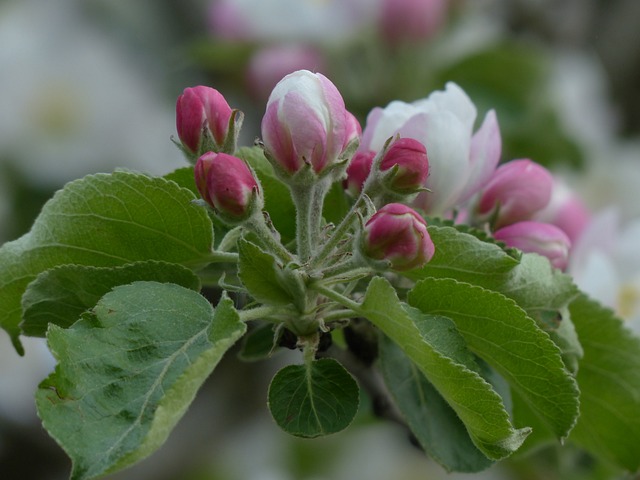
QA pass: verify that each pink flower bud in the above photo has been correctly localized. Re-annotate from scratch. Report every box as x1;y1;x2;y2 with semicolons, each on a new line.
195;152;260;219
176;86;233;154
362;203;435;271
379;0;447;46
477;159;553;228
379;137;429;192
344;150;375;196
494;221;571;270
261;70;350;175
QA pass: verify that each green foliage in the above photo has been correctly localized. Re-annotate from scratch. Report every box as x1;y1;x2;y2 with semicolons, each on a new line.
360;277;530;460
21;261;201;336
378;335;495;472
408;278;579;442
408;226;582;371
238;238;303;308
0;171;214;352
268;358;360;438
36;282;246;480
569;294;640;471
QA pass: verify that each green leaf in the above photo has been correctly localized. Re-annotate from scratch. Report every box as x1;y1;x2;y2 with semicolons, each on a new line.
237;239;302;308
237;146;296;244
407;227;578;319
406;225;520;285
407;227;581;370
361;277;529;459
238;322;279;362
378;335;494;472
268;358;359;438
569;294;640;472
0;171;214;352
36;282;246;480
21;261;201;337
163;166;198;197
323;181;350;226
408;277;579;442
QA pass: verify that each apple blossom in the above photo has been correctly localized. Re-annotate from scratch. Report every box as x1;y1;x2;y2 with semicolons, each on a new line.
494;221;571;270
361;203;435;271
534;179;591;244
360;83;501;215
477;159;553;229
261;70;351;175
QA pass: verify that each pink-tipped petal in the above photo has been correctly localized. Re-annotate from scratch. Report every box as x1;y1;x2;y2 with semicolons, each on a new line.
494;221;571;270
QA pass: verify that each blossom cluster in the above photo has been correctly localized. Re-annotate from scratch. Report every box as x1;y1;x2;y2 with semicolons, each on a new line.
176;69;588;272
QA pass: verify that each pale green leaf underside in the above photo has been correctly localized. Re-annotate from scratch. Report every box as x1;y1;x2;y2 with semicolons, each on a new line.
361;277;529;460
0;171;214;352
408;277;579;442
378;335;494;472
21;261;201;337
569;294;640;472
268;358;360;438
36;282;246;480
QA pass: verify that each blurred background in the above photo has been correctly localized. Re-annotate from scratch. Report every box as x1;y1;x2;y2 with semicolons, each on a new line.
1;0;639;478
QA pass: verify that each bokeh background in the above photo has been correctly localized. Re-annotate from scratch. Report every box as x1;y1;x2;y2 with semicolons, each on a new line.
1;0;639;479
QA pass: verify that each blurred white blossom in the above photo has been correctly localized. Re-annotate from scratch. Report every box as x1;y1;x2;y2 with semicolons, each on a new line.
0;0;183;187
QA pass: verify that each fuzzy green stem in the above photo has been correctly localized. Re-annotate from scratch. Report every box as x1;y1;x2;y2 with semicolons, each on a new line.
311;282;362;313
238;305;290;323
291;184;313;262
320;264;373;284
206;251;239;263
310;196;363;269
245;215;294;264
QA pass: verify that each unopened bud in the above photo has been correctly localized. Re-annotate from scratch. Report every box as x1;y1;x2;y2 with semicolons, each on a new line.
477;159;553;228
344;150;375;196
261;70;351;176
195;152;262;221
176;86;235;156
379;137;429;193
361;203;435;271
494;221;571;270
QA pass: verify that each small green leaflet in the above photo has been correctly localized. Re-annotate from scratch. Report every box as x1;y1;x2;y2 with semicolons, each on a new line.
268;358;360;438
36;282;246;480
237;239;303;308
